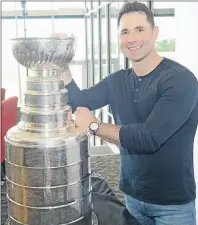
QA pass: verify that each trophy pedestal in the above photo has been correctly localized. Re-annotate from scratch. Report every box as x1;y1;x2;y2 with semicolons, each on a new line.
4;37;97;225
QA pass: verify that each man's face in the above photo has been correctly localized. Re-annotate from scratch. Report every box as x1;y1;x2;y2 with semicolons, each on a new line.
118;11;158;62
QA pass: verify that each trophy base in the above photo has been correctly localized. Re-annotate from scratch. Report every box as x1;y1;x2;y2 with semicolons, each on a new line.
5;212;98;225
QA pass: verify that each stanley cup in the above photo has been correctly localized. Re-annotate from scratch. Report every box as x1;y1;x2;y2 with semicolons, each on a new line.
4;35;97;225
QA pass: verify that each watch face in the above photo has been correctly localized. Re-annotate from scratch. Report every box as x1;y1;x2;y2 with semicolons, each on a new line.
90;122;99;131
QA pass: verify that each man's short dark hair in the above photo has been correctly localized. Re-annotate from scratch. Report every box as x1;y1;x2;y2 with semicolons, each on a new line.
117;1;155;28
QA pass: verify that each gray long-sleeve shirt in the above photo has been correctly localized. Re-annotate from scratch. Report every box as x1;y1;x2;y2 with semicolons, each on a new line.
65;57;198;205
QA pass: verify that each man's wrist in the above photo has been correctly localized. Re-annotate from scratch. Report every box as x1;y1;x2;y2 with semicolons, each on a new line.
88;120;101;135
60;66;73;85
64;75;73;86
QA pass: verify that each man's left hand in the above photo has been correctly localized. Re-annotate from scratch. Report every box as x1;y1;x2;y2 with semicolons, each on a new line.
74;107;98;132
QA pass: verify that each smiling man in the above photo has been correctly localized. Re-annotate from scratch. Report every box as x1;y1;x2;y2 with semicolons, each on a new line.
60;1;198;225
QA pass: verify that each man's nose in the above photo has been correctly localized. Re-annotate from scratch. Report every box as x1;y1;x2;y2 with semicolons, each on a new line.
127;33;139;43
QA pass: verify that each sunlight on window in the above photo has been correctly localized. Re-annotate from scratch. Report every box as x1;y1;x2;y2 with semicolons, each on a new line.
154;2;181;9
54;19;85;61
2;20;19;100
155;17;176;60
2;2;16;11
53;2;85;9
2;2;86;11
17;18;53;38
26;2;54;10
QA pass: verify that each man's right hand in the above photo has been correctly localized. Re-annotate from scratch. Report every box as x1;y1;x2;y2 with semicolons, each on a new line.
50;32;74;86
58;64;73;86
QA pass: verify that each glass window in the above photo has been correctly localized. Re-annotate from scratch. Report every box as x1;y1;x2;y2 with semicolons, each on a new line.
154;2;198;74
86;13;92;86
26;2;53;10
53;2;85;9
93;10;101;146
92;2;100;9
2;19;19;101
54;18;85;61
153;3;176;60
3;1;86;11
154;2;180;8
155;17;176;60
17;18;53;38
110;2;125;71
85;2;92;11
93;11;99;84
2;2;16;11
100;6;109;127
2;2;23;11
101;6;107;79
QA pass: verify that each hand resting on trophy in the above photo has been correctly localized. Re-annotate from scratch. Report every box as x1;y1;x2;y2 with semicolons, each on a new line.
49;32;75;85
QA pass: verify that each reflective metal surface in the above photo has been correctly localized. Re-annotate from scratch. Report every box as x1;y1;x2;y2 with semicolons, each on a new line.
5;36;96;225
11;36;75;70
5;212;98;225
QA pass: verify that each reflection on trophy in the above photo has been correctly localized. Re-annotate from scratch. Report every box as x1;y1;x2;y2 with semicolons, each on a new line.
4;35;97;225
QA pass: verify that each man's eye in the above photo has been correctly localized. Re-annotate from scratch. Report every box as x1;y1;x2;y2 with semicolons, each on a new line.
121;31;128;35
137;28;144;32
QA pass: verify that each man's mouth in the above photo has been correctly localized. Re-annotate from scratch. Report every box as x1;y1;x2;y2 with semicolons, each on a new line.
128;46;142;51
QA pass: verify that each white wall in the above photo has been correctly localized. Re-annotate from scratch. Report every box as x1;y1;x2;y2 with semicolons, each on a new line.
175;2;198;222
175;2;198;78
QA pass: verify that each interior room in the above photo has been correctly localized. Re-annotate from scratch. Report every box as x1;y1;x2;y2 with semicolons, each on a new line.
1;1;198;225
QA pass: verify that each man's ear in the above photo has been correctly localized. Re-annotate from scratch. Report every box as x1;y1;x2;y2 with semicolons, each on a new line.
153;26;159;41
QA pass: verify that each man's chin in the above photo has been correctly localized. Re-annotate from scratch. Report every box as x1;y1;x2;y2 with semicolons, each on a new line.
129;56;145;63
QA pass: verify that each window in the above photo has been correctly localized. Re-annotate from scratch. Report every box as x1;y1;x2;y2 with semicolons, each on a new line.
2;19;19;101
101;6;107;78
154;2;198;76
2;16;86;103
2;2;21;11
92;2;100;9
153;2;176;60
110;2;124;72
154;16;176;60
154;2;180;9
2;2;86;11
26;2;54;10
53;2;86;9
54;18;85;61
17;18;53;38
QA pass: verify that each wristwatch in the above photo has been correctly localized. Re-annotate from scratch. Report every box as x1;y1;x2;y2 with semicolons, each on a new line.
88;121;101;135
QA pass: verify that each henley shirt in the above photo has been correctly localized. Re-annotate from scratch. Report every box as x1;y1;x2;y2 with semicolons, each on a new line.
65;57;198;205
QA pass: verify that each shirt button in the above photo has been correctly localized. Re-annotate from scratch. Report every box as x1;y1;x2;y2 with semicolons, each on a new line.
135;88;138;91
134;100;137;103
138;78;141;81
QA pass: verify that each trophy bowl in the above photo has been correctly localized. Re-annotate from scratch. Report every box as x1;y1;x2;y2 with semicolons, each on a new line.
11;36;75;70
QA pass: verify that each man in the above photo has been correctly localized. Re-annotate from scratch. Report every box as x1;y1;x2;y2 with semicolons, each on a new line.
59;1;198;225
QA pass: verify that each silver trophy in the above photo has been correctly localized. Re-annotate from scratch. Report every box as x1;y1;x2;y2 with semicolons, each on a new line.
4;36;98;225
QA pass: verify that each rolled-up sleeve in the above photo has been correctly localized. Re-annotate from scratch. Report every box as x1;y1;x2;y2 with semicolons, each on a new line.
119;70;198;154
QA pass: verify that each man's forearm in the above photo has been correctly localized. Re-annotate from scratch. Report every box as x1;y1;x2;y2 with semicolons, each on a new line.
95;123;121;146
62;70;73;85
